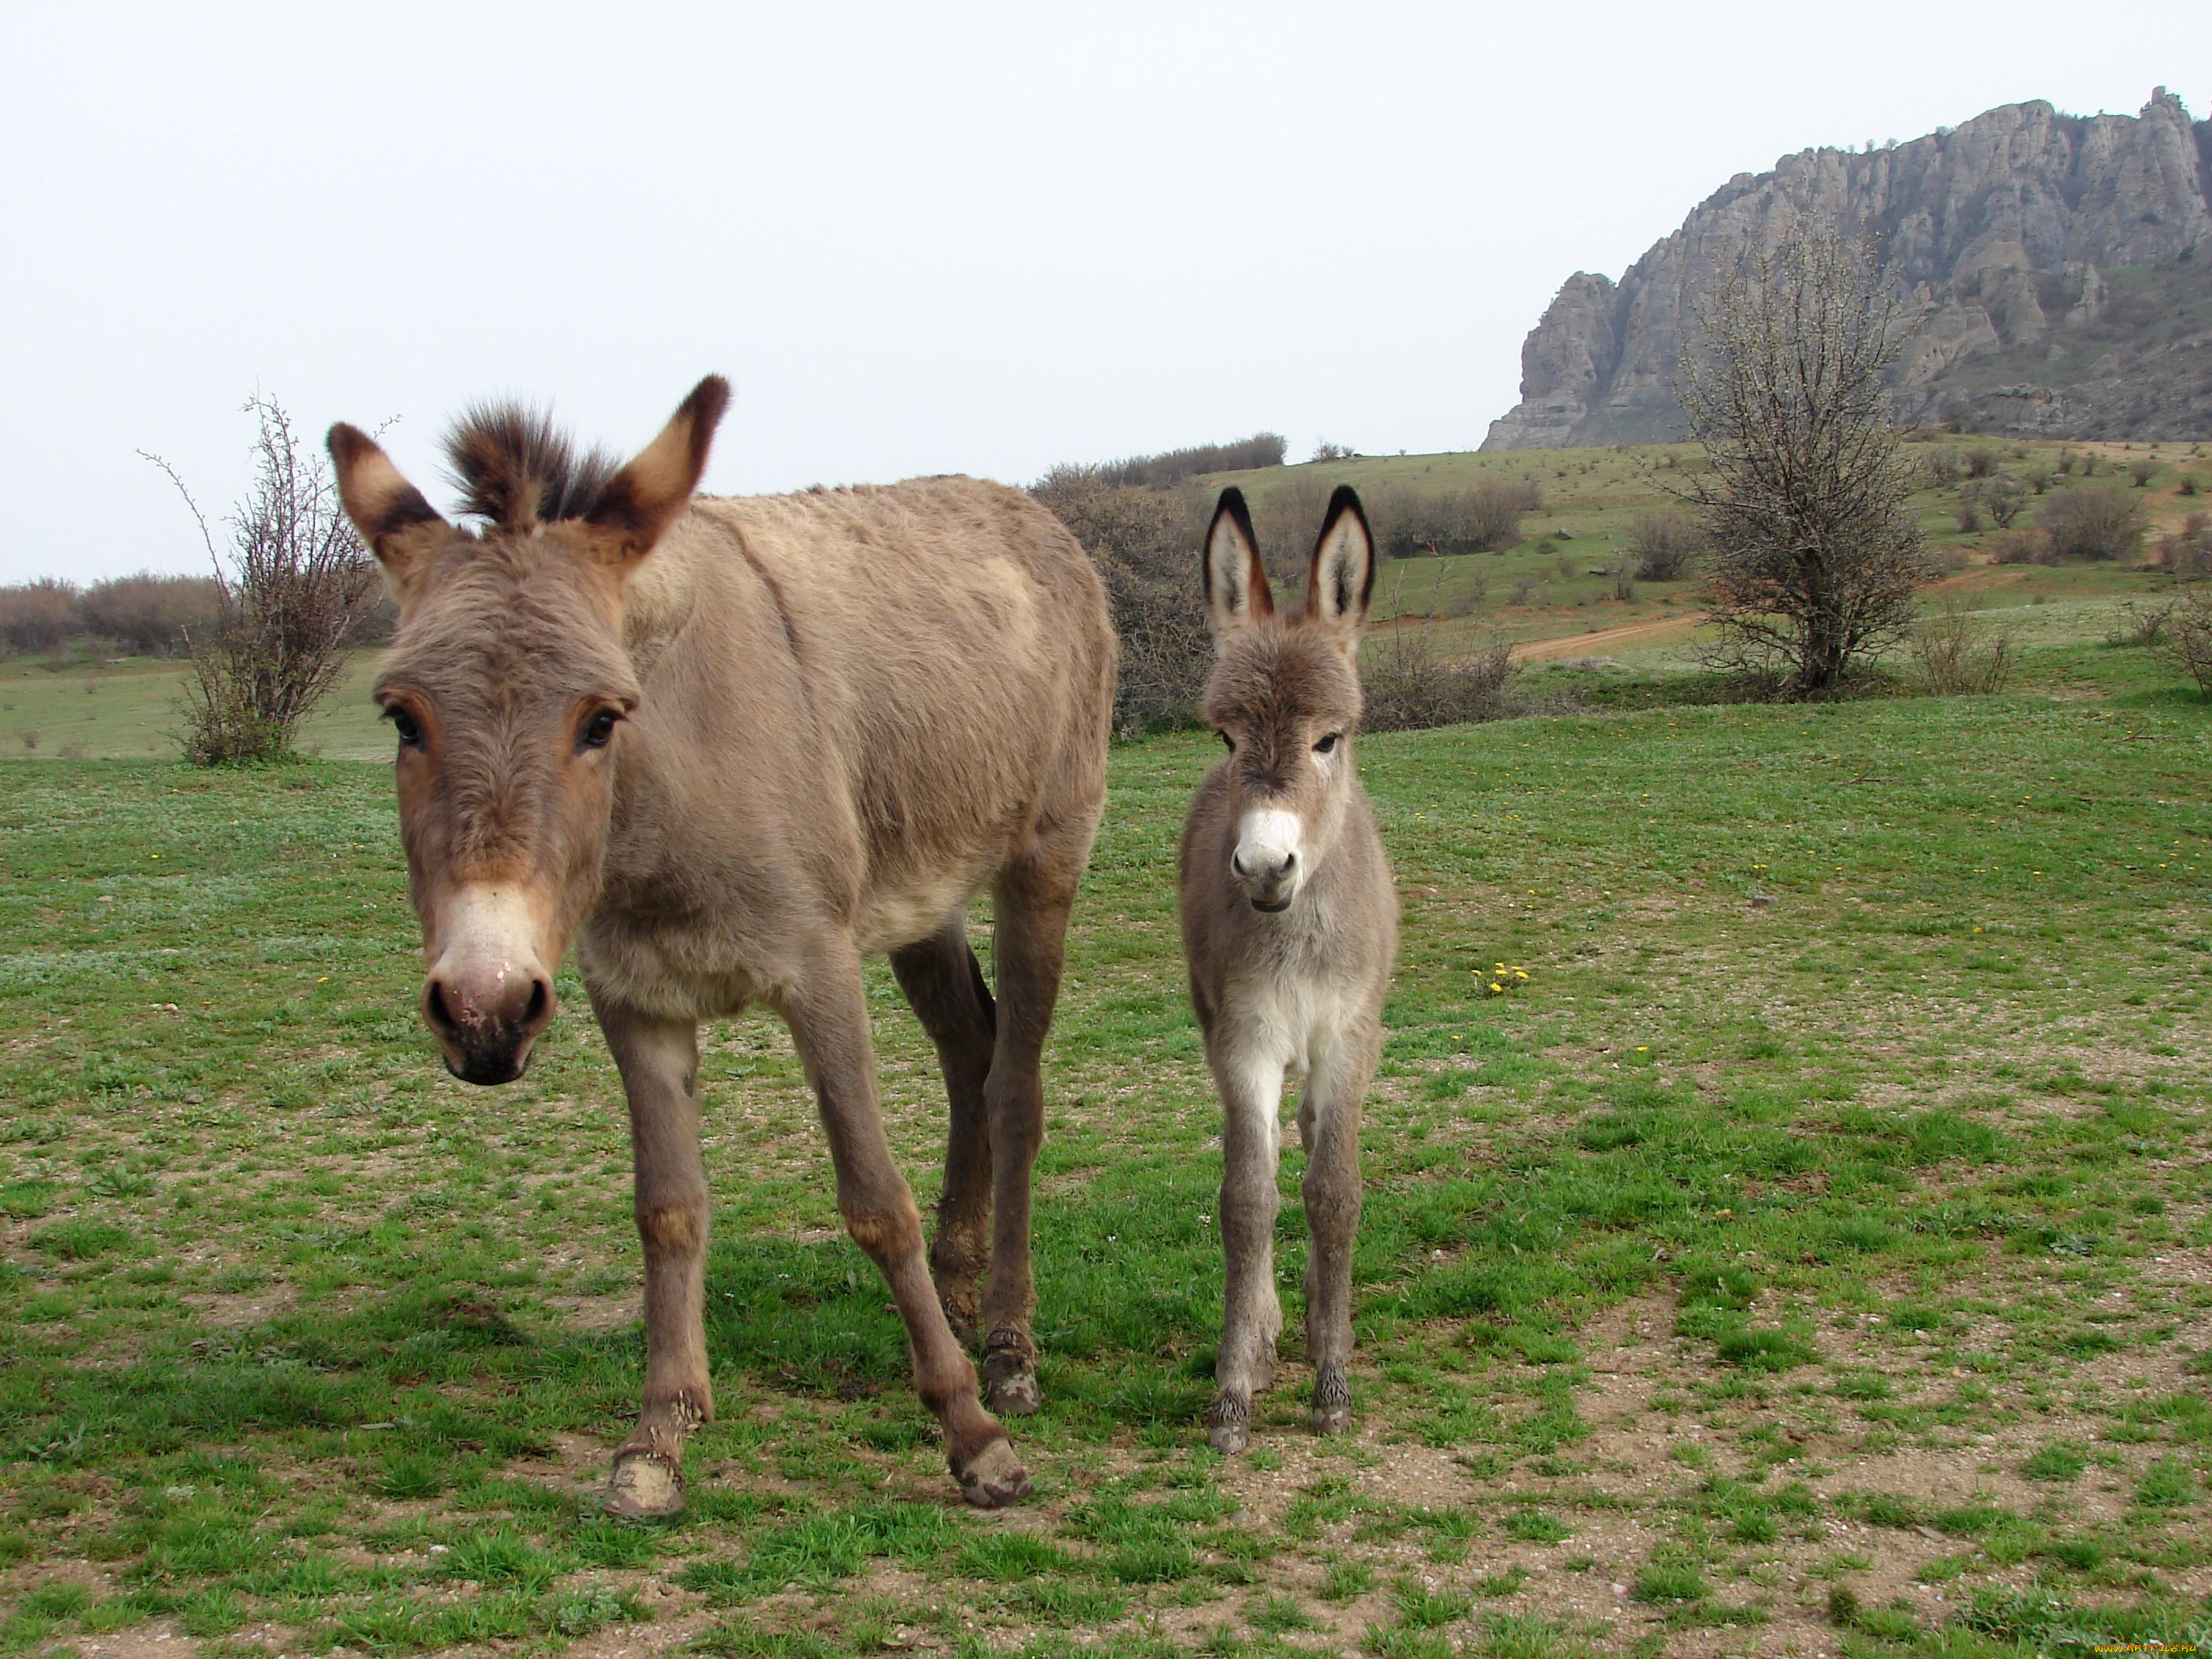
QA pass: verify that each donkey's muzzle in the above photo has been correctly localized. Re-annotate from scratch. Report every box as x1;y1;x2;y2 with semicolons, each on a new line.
423;969;555;1085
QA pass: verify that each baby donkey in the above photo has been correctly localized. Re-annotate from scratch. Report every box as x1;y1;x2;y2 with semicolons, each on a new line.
1179;485;1399;1453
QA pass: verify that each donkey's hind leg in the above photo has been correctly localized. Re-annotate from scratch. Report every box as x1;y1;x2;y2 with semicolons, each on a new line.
976;826;1086;1416
890;918;998;1346
1207;1042;1285;1453
1297;1020;1377;1437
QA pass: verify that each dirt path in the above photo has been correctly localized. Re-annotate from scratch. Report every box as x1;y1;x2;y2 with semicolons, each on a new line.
1510;612;1706;661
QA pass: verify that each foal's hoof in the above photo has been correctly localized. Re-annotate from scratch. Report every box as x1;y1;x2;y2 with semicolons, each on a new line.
1206;1391;1251;1455
604;1449;686;1518
951;1437;1033;1508
981;1333;1041;1417
1310;1368;1352;1437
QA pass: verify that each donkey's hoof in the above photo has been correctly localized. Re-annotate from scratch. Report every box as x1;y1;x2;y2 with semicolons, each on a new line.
604;1449;685;1518
981;1332;1041;1416
1207;1391;1251;1455
1310;1368;1351;1437
951;1437;1032;1508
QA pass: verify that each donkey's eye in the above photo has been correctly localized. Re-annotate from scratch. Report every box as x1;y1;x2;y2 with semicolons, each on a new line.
578;709;622;751
386;708;425;751
1218;731;1235;751
1314;733;1340;754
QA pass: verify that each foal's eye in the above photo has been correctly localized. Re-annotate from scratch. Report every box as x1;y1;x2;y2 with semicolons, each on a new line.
1314;733;1340;754
1218;731;1235;751
386;708;425;751
578;709;622;751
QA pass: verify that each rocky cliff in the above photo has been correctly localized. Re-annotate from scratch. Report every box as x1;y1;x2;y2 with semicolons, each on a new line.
1483;89;2212;449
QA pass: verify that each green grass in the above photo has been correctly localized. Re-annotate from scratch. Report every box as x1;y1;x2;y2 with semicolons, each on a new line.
0;617;2207;1655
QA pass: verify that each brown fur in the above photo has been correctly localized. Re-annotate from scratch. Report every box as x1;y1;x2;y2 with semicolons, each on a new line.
1177;486;1397;1453
328;379;1114;1514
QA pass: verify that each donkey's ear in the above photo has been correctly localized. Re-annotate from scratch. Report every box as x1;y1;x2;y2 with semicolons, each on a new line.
1306;485;1375;647
328;423;449;598
1203;487;1273;641
581;375;731;564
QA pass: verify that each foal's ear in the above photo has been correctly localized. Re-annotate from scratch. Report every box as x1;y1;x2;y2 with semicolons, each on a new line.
582;375;731;565
1203;487;1273;641
1306;485;1375;647
328;424;449;598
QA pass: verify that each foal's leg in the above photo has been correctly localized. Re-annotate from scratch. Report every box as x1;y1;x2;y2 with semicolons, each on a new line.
1297;1020;1378;1436
594;998;712;1518
889;917;997;1345
1206;1037;1285;1454
974;842;1080;1415
777;939;1028;1506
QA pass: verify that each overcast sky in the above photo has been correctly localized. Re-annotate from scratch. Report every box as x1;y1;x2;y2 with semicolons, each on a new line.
0;2;2200;584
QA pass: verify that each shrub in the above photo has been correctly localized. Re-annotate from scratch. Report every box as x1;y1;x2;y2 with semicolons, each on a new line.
1988;529;2044;565
1913;606;2017;694
1964;446;2001;479
1924;449;1964;485
2129;457;2159;487
2104;599;2174;648
78;572;222;657
1309;441;1354;463
1953;485;1983;533
2155;511;2212;579
1361;629;1516;732
1029;471;1209;735
1051;434;1287;493
2179;473;2199;496
1627;511;1701;580
1364;481;1539;559
2054;448;2077;475
0;579;79;655
2038;485;2145;562
145;395;380;765
1982;474;2027;529
2159;587;2212;698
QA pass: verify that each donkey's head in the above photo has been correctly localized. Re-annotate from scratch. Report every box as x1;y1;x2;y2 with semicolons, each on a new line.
1199;485;1374;913
329;377;729;1084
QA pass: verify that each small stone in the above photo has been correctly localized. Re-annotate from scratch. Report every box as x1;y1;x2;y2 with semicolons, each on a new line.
1751;894;1774;907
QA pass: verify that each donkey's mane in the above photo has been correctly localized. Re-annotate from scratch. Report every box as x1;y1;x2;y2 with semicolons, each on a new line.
442;404;621;528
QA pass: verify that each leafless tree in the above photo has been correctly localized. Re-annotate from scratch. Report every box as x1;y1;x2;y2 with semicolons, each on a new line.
1676;224;1928;698
145;396;381;763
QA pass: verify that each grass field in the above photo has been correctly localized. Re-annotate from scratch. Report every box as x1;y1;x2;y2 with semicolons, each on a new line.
2;595;2209;1658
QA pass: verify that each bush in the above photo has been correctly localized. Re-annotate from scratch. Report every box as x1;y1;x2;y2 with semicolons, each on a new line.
2155;511;2212;579
1982;475;2027;529
2158;586;2212;697
1924;449;1964;485
1964;446;2001;479
1627;511;1701;580
1029;471;1210;735
1913;606;2016;694
2038;485;2145;562
1988;529;2044;565
1309;441;1354;463
1361;629;1516;732
1049;433;1287;494
1953;485;1983;533
2179;474;2199;496
0;579;79;655
2128;457;2159;487
2104;599;2174;648
78;573;222;657
1364;481;1539;559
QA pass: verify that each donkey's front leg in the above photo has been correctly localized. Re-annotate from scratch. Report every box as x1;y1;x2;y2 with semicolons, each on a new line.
595;1001;712;1518
1297;1026;1375;1437
1207;1043;1285;1454
779;943;1030;1507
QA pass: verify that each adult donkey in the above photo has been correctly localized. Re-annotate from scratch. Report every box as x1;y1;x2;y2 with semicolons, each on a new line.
328;378;1114;1514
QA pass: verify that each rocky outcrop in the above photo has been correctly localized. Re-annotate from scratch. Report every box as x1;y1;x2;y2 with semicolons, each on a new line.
1483;89;2212;448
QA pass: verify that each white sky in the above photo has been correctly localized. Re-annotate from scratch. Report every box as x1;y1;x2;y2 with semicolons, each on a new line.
1;2;2201;584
